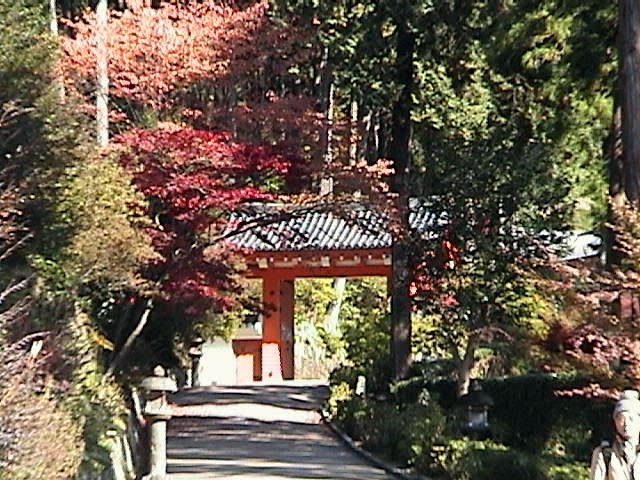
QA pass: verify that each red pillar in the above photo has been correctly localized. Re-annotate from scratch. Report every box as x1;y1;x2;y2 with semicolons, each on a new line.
261;274;295;381
280;279;294;380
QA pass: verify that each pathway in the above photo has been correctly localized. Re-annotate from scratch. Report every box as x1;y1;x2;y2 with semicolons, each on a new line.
167;381;396;479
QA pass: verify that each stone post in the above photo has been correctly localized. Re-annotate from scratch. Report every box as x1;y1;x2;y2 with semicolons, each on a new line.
355;375;366;396
141;365;177;480
188;337;204;388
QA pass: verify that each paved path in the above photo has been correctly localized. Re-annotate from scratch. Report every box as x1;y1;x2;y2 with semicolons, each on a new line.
166;381;396;479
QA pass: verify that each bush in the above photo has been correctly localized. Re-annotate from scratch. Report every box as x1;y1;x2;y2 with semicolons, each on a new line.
331;373;599;477
64;312;128;477
0;387;83;480
334;395;373;441
543;461;589;480
0;339;83;480
334;395;446;470
338;278;393;392
483;374;611;455
426;373;611;458
326;381;352;418
329;365;366;392
434;439;543;480
402;403;447;471
543;418;594;459
433;439;590;480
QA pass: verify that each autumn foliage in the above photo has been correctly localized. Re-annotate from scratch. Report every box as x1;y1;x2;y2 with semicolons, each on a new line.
114;124;305;314
61;0;311;110
540;203;640;394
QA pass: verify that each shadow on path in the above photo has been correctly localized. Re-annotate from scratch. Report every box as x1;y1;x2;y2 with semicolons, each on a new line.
170;382;329;409
166;382;394;480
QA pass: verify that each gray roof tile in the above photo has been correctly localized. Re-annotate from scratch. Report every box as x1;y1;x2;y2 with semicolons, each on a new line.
224;202;602;261
225;203;414;252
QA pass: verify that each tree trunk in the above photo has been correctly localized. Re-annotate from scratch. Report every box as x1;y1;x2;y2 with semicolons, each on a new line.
324;277;346;335
111;299;136;357
104;298;153;380
362;111;372;162
314;46;335;195
319;80;334;196
456;333;480;397
349;97;359;165
389;17;414;381
49;0;58;35
96;0;109;147
49;0;66;101
619;0;640;202
607;85;624;265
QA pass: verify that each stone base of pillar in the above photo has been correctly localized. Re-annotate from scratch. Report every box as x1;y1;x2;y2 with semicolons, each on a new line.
261;342;283;382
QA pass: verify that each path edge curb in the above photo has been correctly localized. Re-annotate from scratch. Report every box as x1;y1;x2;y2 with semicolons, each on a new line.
319;409;433;480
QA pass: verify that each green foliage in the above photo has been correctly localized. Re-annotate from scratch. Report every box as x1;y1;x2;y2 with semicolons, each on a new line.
405;0;611;387
293;278;341;377
484;374;609;454
0;0;123;475
0;0;55;100
410;4;575;375
0;0;64;237
489;0;615;228
326;380;352;417
339;277;391;390
62;309;128;477
293;277;392;380
426;374;611;456
329;373;603;476
434;439;544;480
332;380;595;479
433;438;589;480
334;396;446;470
412;0;612;228
415;250;554;386
0;0;96;250
55;155;156;291
272;0;397;111
544;461;589;480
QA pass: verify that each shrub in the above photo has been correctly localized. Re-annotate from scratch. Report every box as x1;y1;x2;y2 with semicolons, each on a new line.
334;395;446;470
327;381;352;418
482;374;610;455
329;365;366;392
64;312;128;477
335;396;373;441
359;401;408;460
402;403;447;471
331;373;598;477
339;278;393;392
0;339;83;480
426;373;610;458
434;439;543;480
0;387;83;480
543;461;589;480
543;418;593;459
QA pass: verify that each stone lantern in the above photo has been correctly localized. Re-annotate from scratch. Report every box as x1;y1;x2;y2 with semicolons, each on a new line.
188;336;205;388
141;365;177;480
459;380;494;436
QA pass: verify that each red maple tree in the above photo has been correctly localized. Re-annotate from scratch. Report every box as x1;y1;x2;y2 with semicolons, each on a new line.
113;123;306;315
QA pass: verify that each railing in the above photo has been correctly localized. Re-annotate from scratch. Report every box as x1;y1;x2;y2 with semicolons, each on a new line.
97;388;148;480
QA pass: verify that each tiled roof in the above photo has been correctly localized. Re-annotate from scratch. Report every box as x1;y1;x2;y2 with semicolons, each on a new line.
224;201;602;260
225;201;435;252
